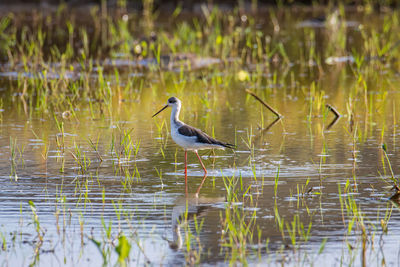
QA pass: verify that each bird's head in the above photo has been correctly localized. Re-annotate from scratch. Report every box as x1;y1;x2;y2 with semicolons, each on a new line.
152;97;181;118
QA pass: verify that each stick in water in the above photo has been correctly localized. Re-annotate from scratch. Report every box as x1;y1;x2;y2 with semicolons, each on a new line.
245;89;282;119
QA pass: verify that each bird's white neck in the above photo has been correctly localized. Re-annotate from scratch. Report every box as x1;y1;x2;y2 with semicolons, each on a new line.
170;104;182;126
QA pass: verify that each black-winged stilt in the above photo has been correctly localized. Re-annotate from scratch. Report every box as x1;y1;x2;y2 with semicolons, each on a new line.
152;97;234;194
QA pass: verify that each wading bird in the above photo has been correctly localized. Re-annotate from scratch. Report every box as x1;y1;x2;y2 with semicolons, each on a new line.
152;97;234;195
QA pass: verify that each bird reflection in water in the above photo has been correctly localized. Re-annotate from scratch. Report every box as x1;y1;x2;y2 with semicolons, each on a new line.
165;194;224;250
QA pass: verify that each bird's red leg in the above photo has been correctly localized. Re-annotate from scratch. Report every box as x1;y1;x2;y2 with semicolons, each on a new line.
195;151;207;174
184;150;188;195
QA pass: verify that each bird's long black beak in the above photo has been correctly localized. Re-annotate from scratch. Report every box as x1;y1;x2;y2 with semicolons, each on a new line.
152;105;169;118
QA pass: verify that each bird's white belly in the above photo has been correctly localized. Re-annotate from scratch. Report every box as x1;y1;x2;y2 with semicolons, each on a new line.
171;130;199;150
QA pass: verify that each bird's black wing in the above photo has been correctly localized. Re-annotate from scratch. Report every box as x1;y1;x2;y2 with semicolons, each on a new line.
178;125;235;149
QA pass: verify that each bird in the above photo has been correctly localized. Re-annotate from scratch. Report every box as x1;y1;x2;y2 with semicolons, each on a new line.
152;97;235;194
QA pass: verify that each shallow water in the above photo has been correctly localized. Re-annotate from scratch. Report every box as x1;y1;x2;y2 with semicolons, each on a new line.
1;5;400;266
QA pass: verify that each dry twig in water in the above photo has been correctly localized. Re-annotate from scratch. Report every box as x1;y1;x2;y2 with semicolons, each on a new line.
245;89;282;119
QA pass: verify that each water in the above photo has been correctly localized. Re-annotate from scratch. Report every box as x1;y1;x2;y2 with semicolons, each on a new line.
1;5;400;266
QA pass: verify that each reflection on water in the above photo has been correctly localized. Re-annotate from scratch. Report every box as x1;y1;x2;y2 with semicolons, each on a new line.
168;194;225;251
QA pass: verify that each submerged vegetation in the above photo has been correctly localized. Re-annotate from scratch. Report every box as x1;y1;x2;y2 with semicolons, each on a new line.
0;0;400;266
